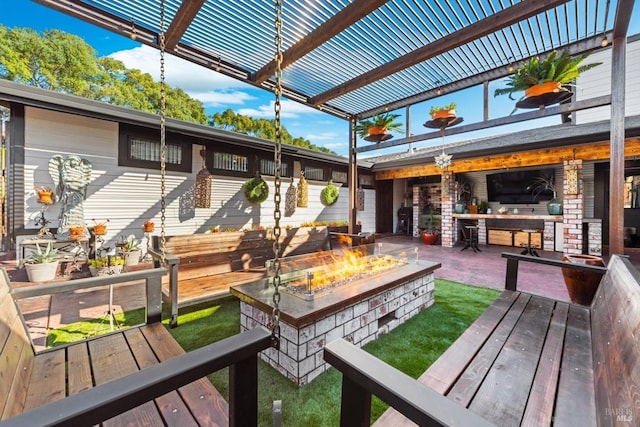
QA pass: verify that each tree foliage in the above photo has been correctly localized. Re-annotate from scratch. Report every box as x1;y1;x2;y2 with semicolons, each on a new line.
209;109;335;154
0;25;334;154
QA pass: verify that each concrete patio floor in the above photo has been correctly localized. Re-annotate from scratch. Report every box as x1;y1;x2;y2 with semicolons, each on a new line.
3;235;634;351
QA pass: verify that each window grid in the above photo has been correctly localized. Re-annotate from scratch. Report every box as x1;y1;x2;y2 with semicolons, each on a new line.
304;165;325;181
332;170;348;183
213;152;248;172
130;138;183;165
260;158;289;177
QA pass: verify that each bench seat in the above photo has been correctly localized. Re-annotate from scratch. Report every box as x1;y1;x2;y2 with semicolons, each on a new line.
0;268;230;426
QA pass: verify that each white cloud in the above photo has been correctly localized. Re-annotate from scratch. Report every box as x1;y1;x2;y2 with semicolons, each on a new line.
238;99;323;119
306;132;339;141
108;45;256;107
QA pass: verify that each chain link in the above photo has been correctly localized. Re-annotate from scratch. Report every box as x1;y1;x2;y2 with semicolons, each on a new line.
270;0;283;348
159;0;167;262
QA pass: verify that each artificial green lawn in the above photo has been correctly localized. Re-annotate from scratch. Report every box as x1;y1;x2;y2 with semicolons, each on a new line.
47;279;499;426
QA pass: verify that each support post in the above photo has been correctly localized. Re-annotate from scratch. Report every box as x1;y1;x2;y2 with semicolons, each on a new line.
609;36;626;255
505;257;519;291
348;117;358;234
229;354;259;427
339;375;371;427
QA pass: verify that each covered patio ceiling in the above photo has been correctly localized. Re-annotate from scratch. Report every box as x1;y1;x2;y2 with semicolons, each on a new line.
36;0;634;121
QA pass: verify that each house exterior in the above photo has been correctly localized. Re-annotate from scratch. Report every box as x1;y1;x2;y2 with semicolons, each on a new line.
0;79;375;253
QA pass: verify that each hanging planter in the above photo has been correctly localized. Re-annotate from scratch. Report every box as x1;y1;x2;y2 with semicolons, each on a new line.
297;172;308;208
429;102;457;120
244;175;269;204
91;219;109;236
494;50;602;110
355;113;403;143
320;181;340;206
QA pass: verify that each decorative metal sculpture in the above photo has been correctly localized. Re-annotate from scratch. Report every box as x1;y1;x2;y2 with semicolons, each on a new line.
194;147;212;208
285;178;297;217
48;155;92;237
297;171;308;208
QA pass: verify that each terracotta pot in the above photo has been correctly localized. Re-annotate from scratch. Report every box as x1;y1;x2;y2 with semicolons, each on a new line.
93;224;107;236
421;233;438;245
144;221;155;232
525;81;562;98
431;109;456;120
37;191;54;205
368;126;387;135
69;226;85;239
561;254;605;305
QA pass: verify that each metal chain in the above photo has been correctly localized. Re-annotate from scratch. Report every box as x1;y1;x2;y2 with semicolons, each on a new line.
159;0;167;262
270;0;283;348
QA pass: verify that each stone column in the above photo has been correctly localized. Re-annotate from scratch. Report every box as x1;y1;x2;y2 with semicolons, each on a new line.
412;186;420;237
562;159;584;255
440;171;455;247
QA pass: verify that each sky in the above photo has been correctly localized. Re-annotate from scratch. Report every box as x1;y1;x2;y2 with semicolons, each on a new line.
2;0;639;158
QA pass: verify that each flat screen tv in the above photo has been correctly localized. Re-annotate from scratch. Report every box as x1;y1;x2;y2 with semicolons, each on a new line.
486;169;555;204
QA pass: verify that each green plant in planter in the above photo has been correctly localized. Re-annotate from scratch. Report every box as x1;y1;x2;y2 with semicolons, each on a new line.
244;175;269;204
527;174;563;215
494;50;602;101
429;102;457;115
88;257;124;268
26;241;57;264
478;200;489;214
354;113;403;138
320;181;340;206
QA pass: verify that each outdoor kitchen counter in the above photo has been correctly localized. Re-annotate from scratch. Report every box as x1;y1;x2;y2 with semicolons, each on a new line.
229;260;441;328
452;213;563;221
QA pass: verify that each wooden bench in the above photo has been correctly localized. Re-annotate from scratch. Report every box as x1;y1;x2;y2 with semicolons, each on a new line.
0;267;272;426
325;253;640;426
152;227;330;327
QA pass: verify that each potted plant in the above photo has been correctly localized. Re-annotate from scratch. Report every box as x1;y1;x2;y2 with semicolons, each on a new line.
494;50;601;107
35;186;55;205
24;241;59;282
355;113;403;139
91;218;109;236
120;235;141;266
420;209;440;245
454;180;471;214
88;256;124;276
528;174;562;215
68;225;85;240
478;200;489;214
143;220;155;233
429;102;457;120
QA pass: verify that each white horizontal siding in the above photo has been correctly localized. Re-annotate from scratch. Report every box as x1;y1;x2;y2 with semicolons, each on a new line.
20;107;376;246
575;37;640;123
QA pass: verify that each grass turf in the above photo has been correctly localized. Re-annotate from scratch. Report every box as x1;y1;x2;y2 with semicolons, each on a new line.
46;279;499;426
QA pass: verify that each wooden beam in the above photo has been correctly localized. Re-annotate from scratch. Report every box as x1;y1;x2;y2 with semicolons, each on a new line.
375;138;640;180
253;0;389;84
311;0;571;106
358;96;611;153
165;0;206;50
612;0;636;39
609;37;627;255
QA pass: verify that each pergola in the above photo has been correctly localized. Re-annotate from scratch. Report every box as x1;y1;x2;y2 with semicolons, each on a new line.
36;0;636;253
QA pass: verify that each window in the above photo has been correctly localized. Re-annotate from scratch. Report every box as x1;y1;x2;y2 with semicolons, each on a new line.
213;152;249;173
304;164;325;181
260;158;290;177
359;174;374;188
119;125;192;172
331;170;348;184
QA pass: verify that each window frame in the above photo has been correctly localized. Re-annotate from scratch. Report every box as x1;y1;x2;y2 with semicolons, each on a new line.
118;124;192;173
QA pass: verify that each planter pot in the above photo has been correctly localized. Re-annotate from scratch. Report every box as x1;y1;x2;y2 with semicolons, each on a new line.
89;265;123;277
421;233;438;245
367;126;387;136
93;225;107;236
454;202;466;214
144;221;155;232
431;109;456;120
37;191;54;205
561;254;605;305
25;261;59;282
69;226;85;239
547;198;563;215
524;81;562;98
123;250;141;266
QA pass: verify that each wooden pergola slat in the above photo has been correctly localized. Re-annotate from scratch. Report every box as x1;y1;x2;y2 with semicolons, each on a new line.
165;0;207;50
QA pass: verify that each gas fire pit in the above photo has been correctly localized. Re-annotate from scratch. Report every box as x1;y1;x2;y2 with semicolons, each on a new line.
230;243;440;386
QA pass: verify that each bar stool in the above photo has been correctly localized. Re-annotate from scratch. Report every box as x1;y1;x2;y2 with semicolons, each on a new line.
520;228;540;256
461;225;481;253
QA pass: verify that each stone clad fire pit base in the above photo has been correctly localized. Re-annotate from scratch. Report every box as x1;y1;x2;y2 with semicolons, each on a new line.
231;248;440;386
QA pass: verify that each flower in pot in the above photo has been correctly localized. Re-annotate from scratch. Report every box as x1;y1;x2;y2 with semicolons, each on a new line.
527;174;562;215
494;50;601;109
35;186;55;205
429;102;457;120
355;113;403;139
88;256;124;276
24;241;58;282
143;220;155;233
91;218;109;236
120;235;141;266
454;180;471;214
